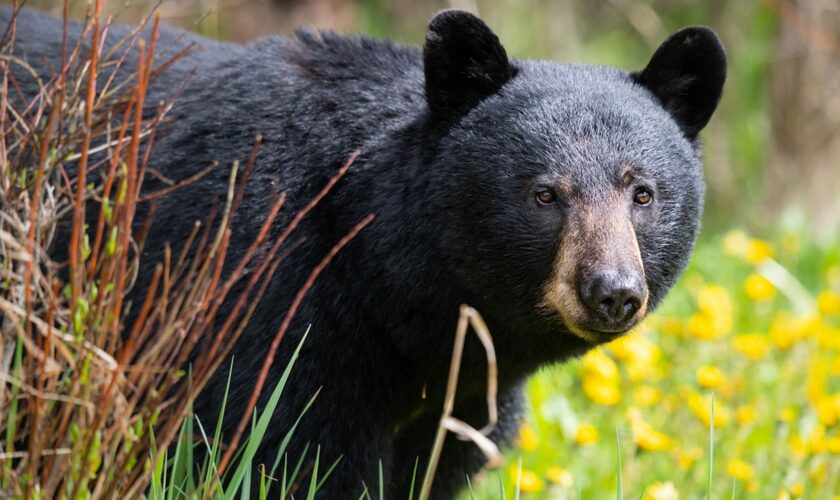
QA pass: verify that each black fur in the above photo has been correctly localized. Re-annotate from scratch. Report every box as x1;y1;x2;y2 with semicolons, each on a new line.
3;8;725;498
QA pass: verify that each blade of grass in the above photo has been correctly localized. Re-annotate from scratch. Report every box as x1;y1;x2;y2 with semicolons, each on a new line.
282;442;311;499
498;471;506;500
306;446;321;500
313;457;343;495
239;460;251;500
378;459;384;500
514;456;522;500
169;394;194;499
616;427;623;500
224;331;309;494
268;387;321;486
407;457;419;500
465;475;475;500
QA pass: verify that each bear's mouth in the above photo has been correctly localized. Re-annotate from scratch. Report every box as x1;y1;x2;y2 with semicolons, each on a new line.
564;320;635;345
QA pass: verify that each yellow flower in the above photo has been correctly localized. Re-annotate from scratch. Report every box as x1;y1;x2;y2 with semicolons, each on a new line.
779;407;797;423
816;396;838;427
721;229;749;258
583;377;621;406
770;312;815;350
545;466;573;487
686;312;724;340
688;392;730;428
513;468;544;493
633;385;661;407
575;423;599;446
631;418;671;452
790;483;805;496
582;349;619;382
643;481;679;500
698;284;733;316
745;273;776;301
816;325;840;350
745;238;774;264
610;334;661;365
817;289;840;316
827;436;840;454
676;447;702;470
686;284;734;340
806;424;827;454
732;334;771;360
518;425;539;452
696;365;726;389
726;459;754;481
790;434;807;458
735;405;757;425
806;360;829;406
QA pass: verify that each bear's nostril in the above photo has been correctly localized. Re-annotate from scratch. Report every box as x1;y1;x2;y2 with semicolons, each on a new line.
622;297;641;320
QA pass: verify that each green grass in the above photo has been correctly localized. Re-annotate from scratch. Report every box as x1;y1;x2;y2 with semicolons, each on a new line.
146;331;341;499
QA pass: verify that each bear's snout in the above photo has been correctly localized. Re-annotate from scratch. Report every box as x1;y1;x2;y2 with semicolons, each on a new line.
578;268;647;333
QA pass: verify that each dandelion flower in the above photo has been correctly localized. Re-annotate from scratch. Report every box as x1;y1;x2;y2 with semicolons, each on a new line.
633;385;661;407
817;289;840;316
735;405;757;425
726;459;754;481
745;238;774;264
582;349;619;382
516;469;544;493
545;466;573;487
631;419;671;452
696;365;726;389
779;407;797;423
518;425;539;452
732;334;771;360
574;423;599;446
688;392;730;428
583;377;621;406
676;447;702;470
745;273;776;301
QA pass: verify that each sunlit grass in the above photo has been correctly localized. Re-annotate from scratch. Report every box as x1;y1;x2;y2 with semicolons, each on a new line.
466;228;840;498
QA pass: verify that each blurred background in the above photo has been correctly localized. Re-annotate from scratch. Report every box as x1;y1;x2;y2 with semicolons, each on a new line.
12;1;840;498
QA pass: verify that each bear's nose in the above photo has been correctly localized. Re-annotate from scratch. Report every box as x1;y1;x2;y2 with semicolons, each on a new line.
579;270;646;331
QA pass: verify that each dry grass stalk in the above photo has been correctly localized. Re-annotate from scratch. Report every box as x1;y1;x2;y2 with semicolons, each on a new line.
418;305;502;500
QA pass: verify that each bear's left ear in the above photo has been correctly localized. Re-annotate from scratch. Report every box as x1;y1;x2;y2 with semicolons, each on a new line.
633;26;727;140
423;10;515;120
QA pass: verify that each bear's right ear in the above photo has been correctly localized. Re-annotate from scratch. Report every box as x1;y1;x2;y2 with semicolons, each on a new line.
633;26;727;140
423;10;514;120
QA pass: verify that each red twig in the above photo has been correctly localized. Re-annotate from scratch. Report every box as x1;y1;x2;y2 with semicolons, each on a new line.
217;212;375;474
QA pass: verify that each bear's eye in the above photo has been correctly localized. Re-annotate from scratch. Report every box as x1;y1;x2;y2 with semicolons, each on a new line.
633;188;653;206
535;188;558;205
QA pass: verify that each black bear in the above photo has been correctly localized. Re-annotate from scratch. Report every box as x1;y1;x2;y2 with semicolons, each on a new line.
3;7;725;498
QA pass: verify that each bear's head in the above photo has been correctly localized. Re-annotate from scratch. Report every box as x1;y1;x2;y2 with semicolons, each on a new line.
424;10;726;344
